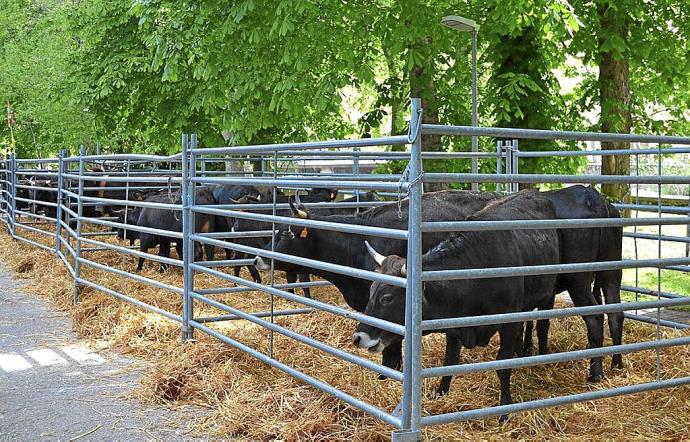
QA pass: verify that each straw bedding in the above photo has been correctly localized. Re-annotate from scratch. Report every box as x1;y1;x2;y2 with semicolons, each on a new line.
1;225;689;440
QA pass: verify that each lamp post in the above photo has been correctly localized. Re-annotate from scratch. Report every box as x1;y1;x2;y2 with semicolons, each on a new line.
82;106;101;156
441;15;479;191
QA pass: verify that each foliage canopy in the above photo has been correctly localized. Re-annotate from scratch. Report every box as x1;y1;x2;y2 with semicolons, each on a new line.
1;0;689;183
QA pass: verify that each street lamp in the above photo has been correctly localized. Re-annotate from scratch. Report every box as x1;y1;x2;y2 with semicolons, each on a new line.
441;15;479;191
82;106;100;156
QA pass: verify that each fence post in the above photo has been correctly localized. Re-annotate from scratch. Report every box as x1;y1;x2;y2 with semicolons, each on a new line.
121;159;131;268
353;147;360;211
686;188;689;258
55;150;65;254
9;154;17;239
470;28;478;192
512;139;520;192
0;159;4;221
501;140;513;193
181;133;195;342
72;145;86;304
395;97;423;442
496;140;503;193
0;158;5;220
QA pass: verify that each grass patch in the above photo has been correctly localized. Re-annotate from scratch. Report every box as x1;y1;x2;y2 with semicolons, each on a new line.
622;269;690;311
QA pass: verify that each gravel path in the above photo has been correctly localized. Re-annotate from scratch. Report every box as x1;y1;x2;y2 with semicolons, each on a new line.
0;265;206;441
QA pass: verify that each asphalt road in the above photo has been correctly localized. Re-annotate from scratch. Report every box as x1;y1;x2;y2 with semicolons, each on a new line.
0;265;205;441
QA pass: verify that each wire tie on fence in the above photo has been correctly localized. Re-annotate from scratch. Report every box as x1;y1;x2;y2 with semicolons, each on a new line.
396;166;409;219
167;176;173;202
398;107;424;218
396;165;424;219
409;170;425;188
406;108;424;143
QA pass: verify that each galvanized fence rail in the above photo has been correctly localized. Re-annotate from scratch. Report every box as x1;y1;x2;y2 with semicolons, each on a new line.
0;98;689;440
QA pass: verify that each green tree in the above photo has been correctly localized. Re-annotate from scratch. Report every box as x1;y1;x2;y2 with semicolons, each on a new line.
570;0;690;202
4;0;690;190
0;0;92;158
75;0;377;153
480;0;587;186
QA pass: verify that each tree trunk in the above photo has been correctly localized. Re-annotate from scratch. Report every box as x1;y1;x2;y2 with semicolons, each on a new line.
382;44;404;139
250;157;263;177
221;130;247;175
409;35;446;191
224;157;244;174
489;26;559;191
598;2;631;205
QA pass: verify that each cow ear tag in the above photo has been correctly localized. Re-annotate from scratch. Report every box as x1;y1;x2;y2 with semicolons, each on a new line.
300;228;309;238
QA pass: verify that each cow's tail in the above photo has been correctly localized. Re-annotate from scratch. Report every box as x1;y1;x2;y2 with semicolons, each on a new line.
592;273;603;305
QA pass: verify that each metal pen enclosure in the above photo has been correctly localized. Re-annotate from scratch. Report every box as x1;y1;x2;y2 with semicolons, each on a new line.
0;98;689;440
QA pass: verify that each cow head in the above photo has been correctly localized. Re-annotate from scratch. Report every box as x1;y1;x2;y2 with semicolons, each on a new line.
308;187;338;201
219;194;261;232
243;186;262;202
257;186;282;202
548;185;609;219
32;179;58;216
352;241;411;353
131;190;147;201
234;194;260;205
253;195;316;272
111;207;141;245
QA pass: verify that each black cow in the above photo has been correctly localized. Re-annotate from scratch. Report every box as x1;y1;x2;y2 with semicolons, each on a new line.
254;190;501;373
13;181;30;213
23;175;59;215
33;178;77;220
17;175;52;212
87;178;152;216
263;190;383;295
110;188;171;245
114;206;143;245
230;189;341;297
212;184;265;281
212;184;262;205
136;188;216;272
307;187;338;202
352;191;561;420
33;173;165;220
523;185;623;373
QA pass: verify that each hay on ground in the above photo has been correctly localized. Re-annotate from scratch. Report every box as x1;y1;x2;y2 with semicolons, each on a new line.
2;227;690;440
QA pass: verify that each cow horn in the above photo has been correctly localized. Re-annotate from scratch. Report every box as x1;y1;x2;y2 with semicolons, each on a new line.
296;207;308;219
400;264;407;277
289;196;309;219
365;241;386;267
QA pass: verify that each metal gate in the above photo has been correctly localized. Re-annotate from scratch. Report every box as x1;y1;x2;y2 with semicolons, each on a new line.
1;98;689;440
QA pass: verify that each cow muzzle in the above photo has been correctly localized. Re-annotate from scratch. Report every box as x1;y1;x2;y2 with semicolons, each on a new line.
254;256;271;271
352;331;385;353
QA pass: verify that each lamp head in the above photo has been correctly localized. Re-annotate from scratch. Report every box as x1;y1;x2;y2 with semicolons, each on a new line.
441;15;478;33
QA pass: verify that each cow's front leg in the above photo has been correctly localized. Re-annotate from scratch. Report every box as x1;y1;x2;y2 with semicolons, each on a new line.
436;334;461;395
496;322;521;423
379;342;403;380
